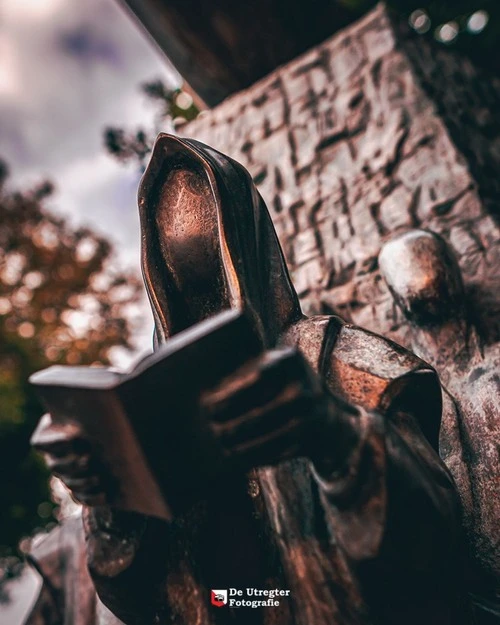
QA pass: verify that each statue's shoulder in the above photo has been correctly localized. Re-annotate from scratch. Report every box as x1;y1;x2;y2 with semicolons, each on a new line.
283;315;441;447
283;315;433;380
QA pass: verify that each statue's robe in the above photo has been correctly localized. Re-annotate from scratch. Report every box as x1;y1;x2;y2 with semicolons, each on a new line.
24;136;465;625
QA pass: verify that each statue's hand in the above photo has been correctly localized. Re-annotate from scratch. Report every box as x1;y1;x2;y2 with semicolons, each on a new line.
31;413;111;506
201;346;332;468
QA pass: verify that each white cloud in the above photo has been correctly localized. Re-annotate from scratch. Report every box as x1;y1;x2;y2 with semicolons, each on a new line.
53;152;143;259
0;31;22;99
0;0;181;356
1;0;179;173
2;0;65;21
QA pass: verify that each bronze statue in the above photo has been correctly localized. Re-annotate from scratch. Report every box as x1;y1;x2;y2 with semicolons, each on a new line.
25;135;466;625
379;229;500;620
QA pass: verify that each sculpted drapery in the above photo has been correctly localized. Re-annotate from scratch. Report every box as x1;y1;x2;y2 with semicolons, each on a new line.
26;135;465;625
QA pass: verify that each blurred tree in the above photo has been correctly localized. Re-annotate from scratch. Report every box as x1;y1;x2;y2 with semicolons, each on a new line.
0;162;142;556
104;80;199;169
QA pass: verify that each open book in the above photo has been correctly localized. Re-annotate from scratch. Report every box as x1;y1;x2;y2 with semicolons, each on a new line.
30;310;262;520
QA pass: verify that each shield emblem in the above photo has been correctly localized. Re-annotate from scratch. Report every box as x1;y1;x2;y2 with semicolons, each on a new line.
211;589;228;607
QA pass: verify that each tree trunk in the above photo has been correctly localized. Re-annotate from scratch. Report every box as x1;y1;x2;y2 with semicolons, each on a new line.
182;4;500;618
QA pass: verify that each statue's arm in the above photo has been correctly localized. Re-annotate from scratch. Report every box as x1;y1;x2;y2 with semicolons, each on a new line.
29;321;466;623
311;323;465;622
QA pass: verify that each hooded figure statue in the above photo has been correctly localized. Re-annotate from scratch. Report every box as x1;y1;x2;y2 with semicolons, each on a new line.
26;135;466;625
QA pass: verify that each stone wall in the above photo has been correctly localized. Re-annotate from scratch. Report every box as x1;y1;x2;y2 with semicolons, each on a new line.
183;3;500;350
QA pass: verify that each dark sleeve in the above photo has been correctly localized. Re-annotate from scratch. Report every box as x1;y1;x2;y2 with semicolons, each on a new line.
311;324;467;625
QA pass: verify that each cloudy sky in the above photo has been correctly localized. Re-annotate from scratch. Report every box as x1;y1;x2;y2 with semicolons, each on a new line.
0;0;179;259
0;0;180;357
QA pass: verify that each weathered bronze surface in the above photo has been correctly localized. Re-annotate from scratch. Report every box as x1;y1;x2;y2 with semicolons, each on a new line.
179;7;500;620
379;229;500;616
31;311;265;519
25;134;468;625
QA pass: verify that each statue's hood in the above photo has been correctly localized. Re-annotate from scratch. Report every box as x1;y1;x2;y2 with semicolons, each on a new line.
138;133;302;347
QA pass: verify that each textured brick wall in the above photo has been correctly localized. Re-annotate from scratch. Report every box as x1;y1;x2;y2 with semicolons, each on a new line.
183;3;500;350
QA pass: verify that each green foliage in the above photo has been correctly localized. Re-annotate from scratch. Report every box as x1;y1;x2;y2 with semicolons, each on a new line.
142;81;199;123
0;164;142;556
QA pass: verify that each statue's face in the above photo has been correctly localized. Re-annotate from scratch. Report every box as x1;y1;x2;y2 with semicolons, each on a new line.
139;134;302;346
154;160;230;333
